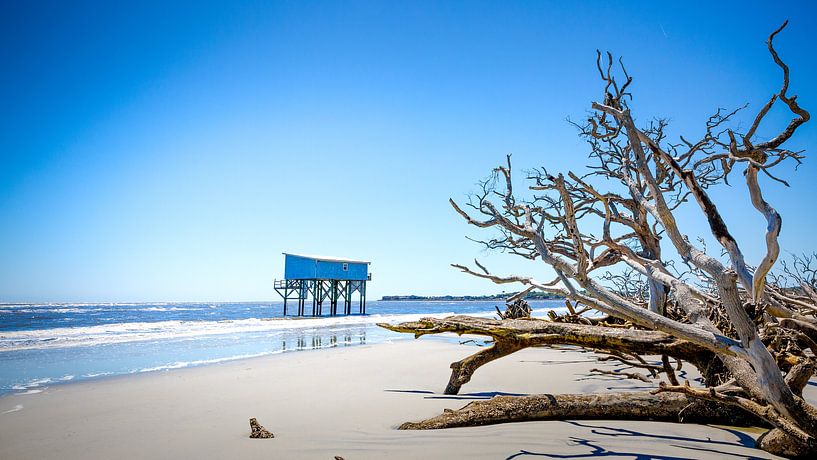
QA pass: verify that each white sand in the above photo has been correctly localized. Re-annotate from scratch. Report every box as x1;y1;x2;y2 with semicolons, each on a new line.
0;337;790;459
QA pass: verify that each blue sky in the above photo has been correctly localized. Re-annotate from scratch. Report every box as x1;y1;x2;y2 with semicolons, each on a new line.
1;1;816;302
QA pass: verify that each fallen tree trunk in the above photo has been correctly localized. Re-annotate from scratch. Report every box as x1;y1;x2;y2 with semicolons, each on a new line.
379;316;718;394
379;316;711;362
399;391;764;430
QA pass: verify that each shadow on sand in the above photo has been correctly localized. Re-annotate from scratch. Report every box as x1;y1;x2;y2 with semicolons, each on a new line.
384;389;529;400
383;389;770;458
504;421;767;460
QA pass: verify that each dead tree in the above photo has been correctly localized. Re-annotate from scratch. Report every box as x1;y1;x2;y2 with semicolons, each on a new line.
380;22;817;457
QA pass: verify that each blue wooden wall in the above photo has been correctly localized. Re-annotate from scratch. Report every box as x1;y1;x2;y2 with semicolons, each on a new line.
284;254;369;281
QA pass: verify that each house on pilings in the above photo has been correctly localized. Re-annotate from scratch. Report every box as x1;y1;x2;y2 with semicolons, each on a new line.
273;253;371;316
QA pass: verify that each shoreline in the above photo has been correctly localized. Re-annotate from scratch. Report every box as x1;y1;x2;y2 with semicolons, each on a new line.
0;338;788;459
0;334;478;397
0;302;566;396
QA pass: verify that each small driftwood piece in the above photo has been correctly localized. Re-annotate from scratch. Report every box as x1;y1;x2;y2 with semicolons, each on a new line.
249;417;274;439
496;298;532;319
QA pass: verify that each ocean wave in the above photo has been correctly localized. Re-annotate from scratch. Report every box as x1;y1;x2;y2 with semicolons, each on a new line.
83;372;114;378
11;377;52;390
0;302;270;308
0;303;153;309
0;311;463;352
2;307;104;314
133;350;286;373
9;374;76;394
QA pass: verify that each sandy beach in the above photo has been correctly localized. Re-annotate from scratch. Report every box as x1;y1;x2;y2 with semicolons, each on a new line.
0;337;795;459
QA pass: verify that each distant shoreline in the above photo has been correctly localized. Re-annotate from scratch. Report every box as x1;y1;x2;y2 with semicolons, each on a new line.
380;293;564;302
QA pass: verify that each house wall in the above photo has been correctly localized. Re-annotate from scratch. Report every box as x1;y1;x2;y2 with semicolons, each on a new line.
284;254;369;281
284;255;317;279
316;260;368;280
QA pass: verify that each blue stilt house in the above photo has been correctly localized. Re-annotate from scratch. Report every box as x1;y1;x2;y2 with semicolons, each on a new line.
274;253;371;316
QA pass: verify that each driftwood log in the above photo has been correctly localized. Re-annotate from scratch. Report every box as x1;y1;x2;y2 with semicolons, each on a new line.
398;392;763;430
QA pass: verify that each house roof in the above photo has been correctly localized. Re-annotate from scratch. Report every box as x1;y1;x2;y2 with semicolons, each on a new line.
283;253;371;264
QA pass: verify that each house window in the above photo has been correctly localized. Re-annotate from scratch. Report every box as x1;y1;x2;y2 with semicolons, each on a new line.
342;263;349;271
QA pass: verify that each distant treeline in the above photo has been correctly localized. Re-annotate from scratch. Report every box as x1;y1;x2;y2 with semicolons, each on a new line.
380;291;564;301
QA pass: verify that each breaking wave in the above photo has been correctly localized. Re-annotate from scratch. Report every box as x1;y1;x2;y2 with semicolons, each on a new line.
0;311;465;352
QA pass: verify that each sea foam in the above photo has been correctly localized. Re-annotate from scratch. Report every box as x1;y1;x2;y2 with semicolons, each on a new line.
0;311;460;352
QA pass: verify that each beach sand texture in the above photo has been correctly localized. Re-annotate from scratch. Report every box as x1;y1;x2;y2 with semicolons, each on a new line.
0;338;798;459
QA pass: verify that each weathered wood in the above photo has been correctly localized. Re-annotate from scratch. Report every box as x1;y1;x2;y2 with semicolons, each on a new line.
654;381;817;456
758;429;816;459
249;417;274;439
496;298;532;319
444;341;525;395
380;316;705;355
785;362;815;396
379;316;724;395
399;392;763;430
381;316;713;362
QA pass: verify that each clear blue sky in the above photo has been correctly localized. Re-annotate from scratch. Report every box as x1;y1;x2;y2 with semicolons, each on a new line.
1;1;816;302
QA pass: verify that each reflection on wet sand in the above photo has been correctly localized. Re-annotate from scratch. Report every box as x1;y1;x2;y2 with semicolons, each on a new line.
281;327;368;352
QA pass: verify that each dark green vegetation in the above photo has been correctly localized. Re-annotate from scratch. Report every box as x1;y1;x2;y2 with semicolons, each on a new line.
380;291;563;301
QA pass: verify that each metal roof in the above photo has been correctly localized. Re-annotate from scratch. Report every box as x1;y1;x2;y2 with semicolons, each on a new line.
283;253;371;264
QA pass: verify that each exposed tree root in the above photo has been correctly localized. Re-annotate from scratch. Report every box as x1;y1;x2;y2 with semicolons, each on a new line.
654;381;817;456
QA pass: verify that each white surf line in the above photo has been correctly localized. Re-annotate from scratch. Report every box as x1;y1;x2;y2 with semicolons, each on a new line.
2;405;23;414
0;311;464;352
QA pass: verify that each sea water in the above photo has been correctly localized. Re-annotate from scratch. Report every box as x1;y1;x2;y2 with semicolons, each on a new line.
0;300;566;396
